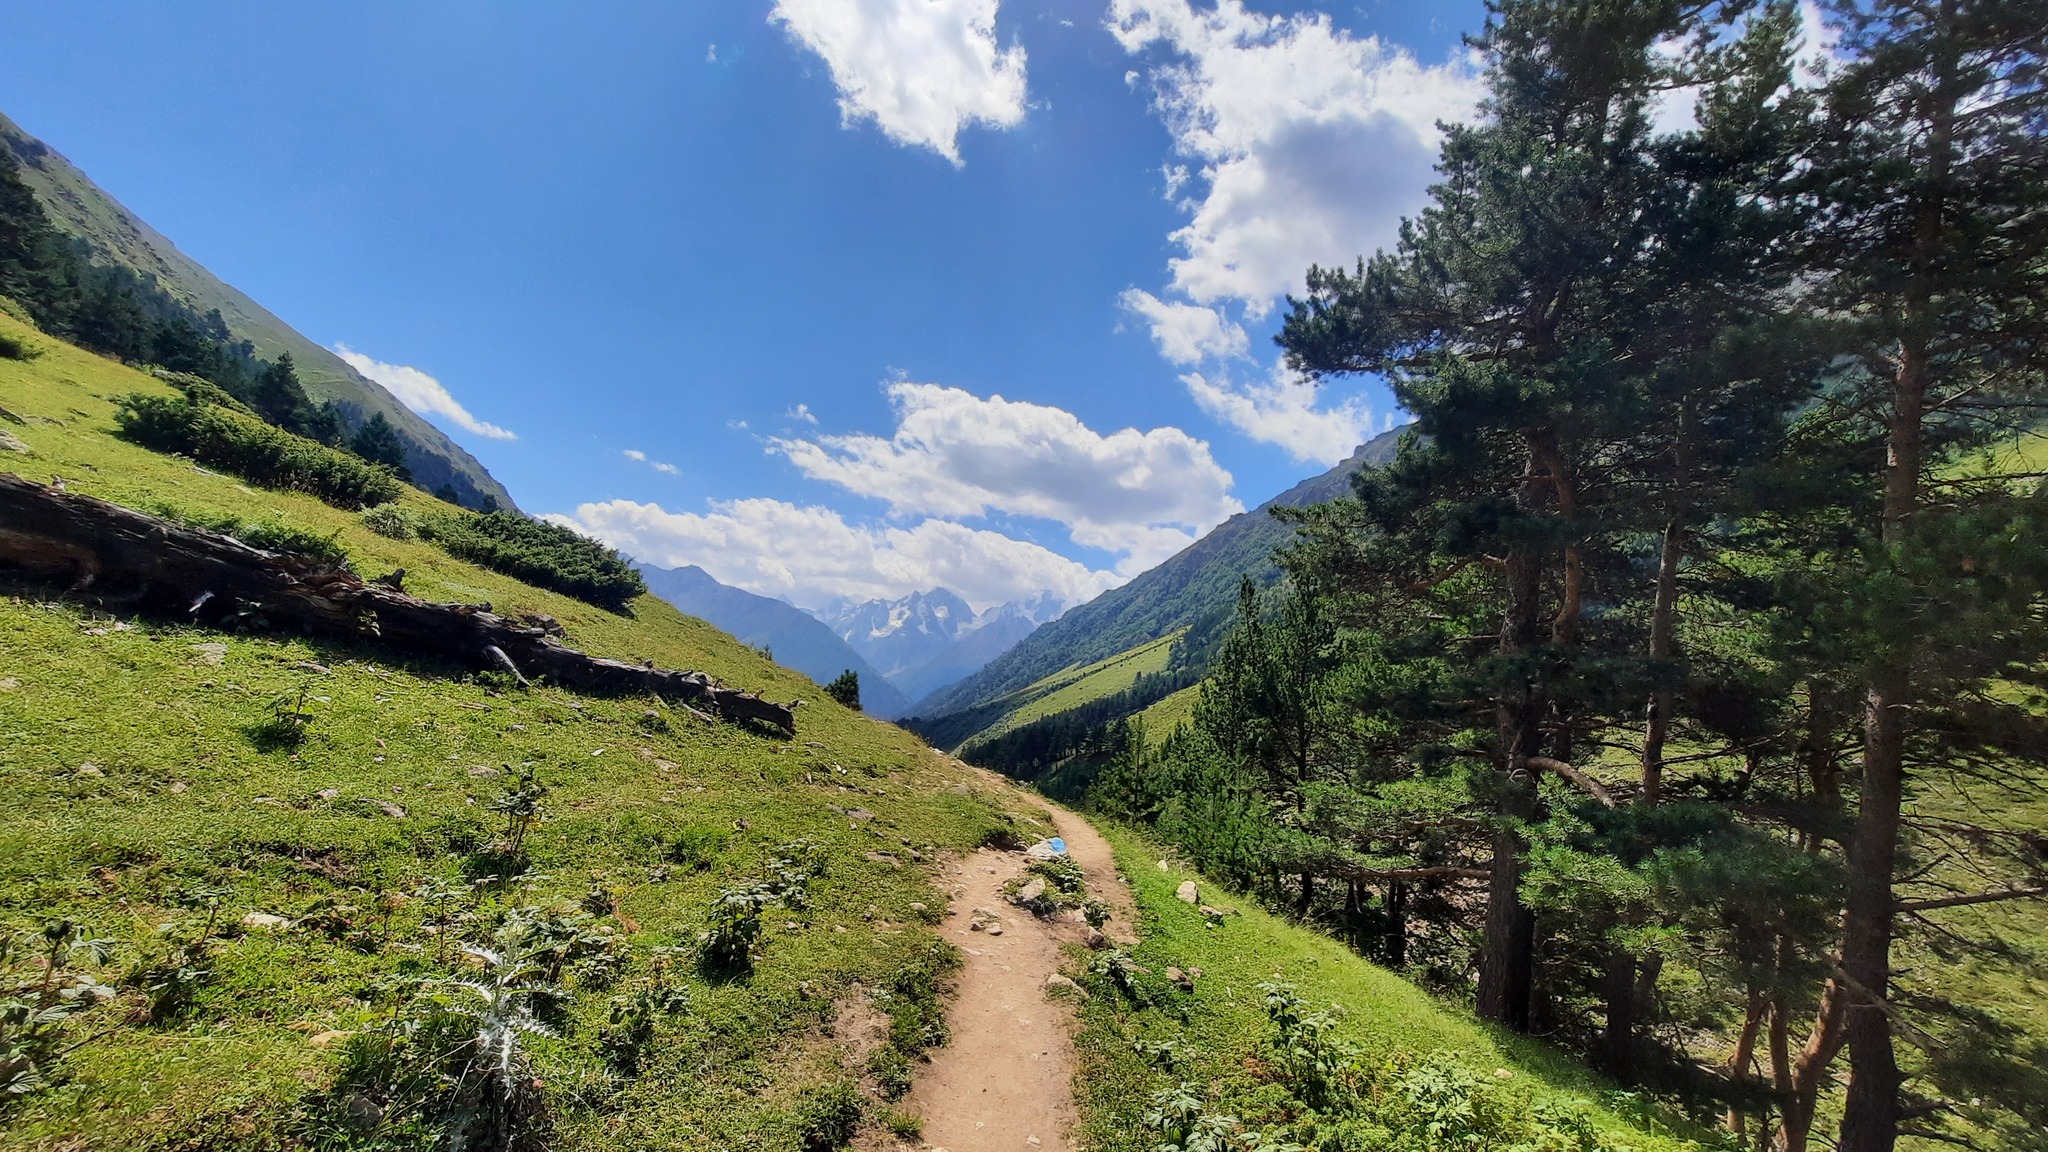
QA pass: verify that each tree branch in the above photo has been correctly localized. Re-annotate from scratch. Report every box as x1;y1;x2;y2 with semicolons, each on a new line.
1895;886;2047;913
1524;755;1617;808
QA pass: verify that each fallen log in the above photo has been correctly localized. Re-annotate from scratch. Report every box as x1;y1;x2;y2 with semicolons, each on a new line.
0;473;796;731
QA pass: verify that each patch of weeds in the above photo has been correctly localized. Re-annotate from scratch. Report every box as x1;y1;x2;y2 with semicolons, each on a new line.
139;500;350;562
698;841;826;977
468;763;548;880
792;1080;863;1152
0;329;42;361
664;823;728;871
304;942;557;1152
880;1105;923;1141
597;947;690;1077
868;937;960;1100
247;682;316;750
0;920;117;1100
127;883;233;1020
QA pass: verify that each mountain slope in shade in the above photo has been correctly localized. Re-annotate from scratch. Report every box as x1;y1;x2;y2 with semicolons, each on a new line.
0;110;514;511
912;426;1407;722
635;563;913;718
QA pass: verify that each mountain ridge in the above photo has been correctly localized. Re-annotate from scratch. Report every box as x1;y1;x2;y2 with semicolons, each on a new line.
634;562;914;718
912;426;1407;723
0;109;514;511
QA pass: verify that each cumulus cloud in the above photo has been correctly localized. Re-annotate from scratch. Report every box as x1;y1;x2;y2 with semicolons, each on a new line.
769;381;1239;571
1182;365;1373;465
557;497;1119;612
332;344;515;440
789;403;819;424
772;0;1028;164
1119;289;1248;364
1110;0;1479;312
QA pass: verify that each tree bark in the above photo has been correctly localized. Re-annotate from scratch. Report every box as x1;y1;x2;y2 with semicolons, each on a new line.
1478;445;1548;1032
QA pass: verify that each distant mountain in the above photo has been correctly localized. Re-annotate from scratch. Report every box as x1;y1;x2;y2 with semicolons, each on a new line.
821;589;1061;706
0;110;513;510
636;564;913;718
912;426;1406;723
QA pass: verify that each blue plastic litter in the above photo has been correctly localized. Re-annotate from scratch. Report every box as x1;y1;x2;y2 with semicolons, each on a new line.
1047;837;1068;855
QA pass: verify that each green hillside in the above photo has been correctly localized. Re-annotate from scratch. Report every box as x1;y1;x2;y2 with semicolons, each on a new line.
0;110;514;511
1071;823;1701;1152
0;313;1045;1150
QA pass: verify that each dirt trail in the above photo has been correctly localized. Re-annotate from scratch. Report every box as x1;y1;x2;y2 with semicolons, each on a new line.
895;780;1136;1152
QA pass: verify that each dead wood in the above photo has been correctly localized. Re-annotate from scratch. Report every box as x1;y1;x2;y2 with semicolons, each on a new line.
0;472;795;731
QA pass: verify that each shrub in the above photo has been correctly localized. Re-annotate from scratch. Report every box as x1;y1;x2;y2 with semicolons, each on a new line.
412;511;644;612
0;329;40;361
139;500;348;562
824;670;861;710
360;502;423;540
115;392;404;509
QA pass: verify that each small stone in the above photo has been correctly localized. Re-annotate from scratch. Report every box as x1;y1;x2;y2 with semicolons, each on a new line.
340;1092;382;1130
0;678;18;691
1080;927;1108;950
908;902;927;914
1028;1138;1042;1148
785;920;800;931
1044;973;1086;998
986;924;1003;936
243;912;290;931
1175;880;1199;904
191;642;227;666
374;800;407;819
1012;877;1048;907
294;662;331;674
467;765;499;777
169;781;188;793
0;429;31;454
318;788;340;801
76;762;104;777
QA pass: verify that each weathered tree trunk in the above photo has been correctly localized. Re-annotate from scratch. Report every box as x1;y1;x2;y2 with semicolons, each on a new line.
0;473;796;730
1725;983;1767;1135
1478;444;1547;1031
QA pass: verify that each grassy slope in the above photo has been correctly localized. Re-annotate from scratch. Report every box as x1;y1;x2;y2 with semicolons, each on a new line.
0;111;513;510
936;633;1181;754
1133;684;1201;746
1071;823;1699;1152
0;316;1048;1149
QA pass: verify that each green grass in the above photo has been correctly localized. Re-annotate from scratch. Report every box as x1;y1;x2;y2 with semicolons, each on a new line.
1070;823;1705;1152
0;312;1052;1149
1134;683;1201;746
933;633;1184;752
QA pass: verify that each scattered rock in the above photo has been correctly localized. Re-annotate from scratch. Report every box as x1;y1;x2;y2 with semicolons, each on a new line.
242;912;290;931
307;1029;352;1049
907;902;927;914
1044;973;1086;998
1166;966;1196;991
294;661;331;674
374;800;408;819
1080;926;1108;950
1175;880;1200;904
76;762;103;778
0;430;31;454
169;781;188;793
1012;877;1048;907
467;765;499;777
0;678;18;691
317;788;340;801
340;1092;383;1131
191;642;227;666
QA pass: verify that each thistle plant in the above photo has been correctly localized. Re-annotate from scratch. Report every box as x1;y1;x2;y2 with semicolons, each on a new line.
0;920;115;1099
486;764;548;859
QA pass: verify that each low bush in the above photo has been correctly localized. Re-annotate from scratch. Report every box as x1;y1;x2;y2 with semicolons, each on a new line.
115;392;404;509
410;511;644;613
139;500;348;562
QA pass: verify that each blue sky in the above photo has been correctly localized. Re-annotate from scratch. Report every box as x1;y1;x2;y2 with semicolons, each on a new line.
2;0;1485;611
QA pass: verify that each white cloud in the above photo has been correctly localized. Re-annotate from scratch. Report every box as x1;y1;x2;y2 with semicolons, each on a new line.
1793;1;1840;88
624;448;679;475
1109;0;1479;312
557;497;1119;613
332;343;516;441
1182;364;1373;465
1118;289;1248;364
789;403;819;424
769;381;1239;571
771;0;1028;165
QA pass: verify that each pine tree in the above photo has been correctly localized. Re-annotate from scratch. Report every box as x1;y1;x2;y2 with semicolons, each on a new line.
1795;3;2048;1147
349;411;412;481
824;670;861;711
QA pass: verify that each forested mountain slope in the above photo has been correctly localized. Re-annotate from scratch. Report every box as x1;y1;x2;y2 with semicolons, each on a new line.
911;427;1404;724
0;110;514;510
